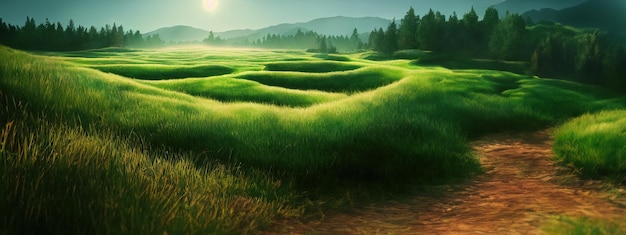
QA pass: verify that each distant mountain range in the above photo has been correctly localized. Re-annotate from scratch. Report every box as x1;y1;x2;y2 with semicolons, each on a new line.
145;1;625;44
493;0;587;15
522;0;626;35
145;16;391;43
229;16;391;41
143;25;210;42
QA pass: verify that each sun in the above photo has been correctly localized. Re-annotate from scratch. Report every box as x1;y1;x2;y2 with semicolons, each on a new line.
203;0;218;11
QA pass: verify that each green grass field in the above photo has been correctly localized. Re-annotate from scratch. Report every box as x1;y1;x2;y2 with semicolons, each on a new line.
1;45;625;234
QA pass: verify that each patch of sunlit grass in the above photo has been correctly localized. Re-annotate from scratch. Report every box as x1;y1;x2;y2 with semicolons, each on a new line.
542;215;625;235
553;110;626;181
140;76;348;107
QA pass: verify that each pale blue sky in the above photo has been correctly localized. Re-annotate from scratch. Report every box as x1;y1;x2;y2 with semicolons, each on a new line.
0;0;504;33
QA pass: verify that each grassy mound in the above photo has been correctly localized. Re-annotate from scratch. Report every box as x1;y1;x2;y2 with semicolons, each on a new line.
312;54;352;61
141;76;347;107
393;49;429;60
237;67;404;93
44;47;142;58
264;61;361;73
91;64;235;80
414;54;529;75
553;110;626;180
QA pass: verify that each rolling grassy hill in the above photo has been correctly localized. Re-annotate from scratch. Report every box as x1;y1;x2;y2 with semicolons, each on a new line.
1;45;625;234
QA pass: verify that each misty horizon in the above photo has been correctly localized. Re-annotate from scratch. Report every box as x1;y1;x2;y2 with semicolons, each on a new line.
1;0;510;33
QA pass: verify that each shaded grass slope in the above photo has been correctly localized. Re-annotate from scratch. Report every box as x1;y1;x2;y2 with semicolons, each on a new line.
91;64;235;80
264;61;361;73
237;66;405;93
413;53;530;75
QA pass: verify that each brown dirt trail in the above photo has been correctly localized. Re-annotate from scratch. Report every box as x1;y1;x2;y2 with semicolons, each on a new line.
262;130;626;234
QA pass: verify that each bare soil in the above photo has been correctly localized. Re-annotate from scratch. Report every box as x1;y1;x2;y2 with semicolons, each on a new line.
262;130;626;234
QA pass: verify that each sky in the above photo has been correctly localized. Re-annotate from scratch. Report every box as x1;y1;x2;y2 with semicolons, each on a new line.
0;0;504;33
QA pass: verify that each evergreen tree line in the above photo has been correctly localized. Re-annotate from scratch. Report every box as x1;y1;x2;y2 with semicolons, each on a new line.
306;35;338;54
530;26;626;86
368;7;499;58
204;28;364;52
202;31;226;46
369;7;626;87
0;17;164;51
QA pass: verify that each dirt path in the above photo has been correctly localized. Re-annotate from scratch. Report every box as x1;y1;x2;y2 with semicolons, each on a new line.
263;130;626;234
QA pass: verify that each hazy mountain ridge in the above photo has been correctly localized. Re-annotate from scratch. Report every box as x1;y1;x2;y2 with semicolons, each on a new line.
145;16;391;43
144;1;626;44
493;0;587;14
522;0;626;35
143;25;210;42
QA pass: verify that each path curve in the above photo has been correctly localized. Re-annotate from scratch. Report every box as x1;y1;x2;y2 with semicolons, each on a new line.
263;130;626;234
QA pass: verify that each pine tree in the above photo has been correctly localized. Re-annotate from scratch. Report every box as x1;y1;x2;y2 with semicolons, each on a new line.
21;17;38;48
489;13;527;60
319;36;328;53
482;7;500;37
398;7;418;50
463;7;479;28
418;9;439;51
368;27;385;52
444;12;462;53
461;7;481;54
481;7;500;52
383;19;398;54
350;28;363;50
0;18;8;45
66;19;76;38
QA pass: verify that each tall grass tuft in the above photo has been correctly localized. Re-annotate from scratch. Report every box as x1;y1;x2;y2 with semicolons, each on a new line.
553;110;626;180
0;101;303;234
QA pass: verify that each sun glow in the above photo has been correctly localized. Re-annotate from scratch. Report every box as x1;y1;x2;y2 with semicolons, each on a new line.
203;0;218;11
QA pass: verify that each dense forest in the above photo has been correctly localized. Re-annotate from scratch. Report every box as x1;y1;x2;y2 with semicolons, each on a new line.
0;17;164;51
367;7;626;88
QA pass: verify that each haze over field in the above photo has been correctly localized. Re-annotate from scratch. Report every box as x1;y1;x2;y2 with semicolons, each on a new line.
2;0;507;32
